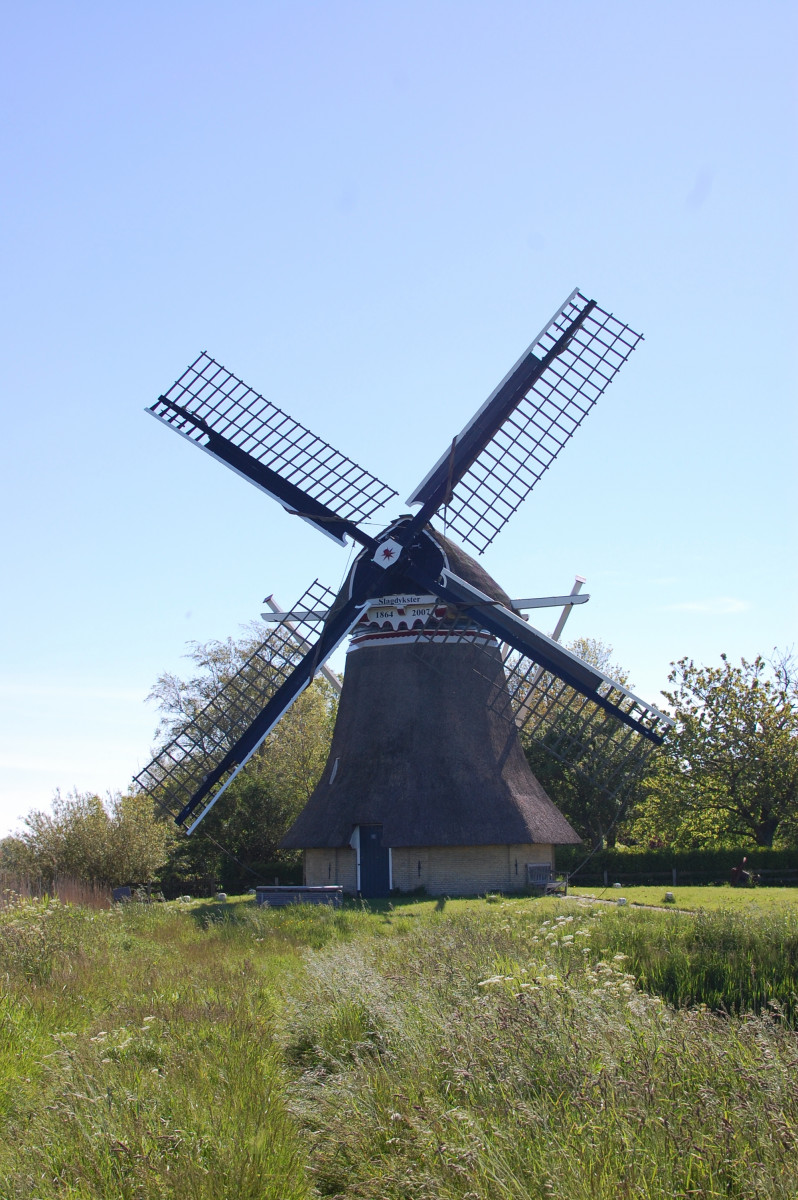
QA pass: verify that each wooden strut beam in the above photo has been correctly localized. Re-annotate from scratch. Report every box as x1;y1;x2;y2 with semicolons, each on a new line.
262;595;342;694
260;592;591;624
512;576;586;727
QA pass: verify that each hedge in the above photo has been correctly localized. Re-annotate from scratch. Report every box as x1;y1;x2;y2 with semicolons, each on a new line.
557;844;797;885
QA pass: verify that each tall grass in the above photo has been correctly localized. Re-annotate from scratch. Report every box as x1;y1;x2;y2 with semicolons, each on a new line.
280;903;798;1199
0;897;353;1199
1;871;111;909
587;905;798;1021
1;894;796;1199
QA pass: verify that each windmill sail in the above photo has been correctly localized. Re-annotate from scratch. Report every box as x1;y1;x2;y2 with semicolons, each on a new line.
407;291;643;553
149;352;396;545
411;594;672;796
134;580;338;823
401;559;672;796
500;651;671;798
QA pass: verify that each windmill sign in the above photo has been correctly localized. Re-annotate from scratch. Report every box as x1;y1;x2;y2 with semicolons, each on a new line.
135;288;672;897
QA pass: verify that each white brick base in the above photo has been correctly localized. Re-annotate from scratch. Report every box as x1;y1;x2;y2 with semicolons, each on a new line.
303;843;555;896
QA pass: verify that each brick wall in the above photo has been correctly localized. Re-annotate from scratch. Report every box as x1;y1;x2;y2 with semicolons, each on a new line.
305;847;357;891
392;844;554;896
305;843;554;896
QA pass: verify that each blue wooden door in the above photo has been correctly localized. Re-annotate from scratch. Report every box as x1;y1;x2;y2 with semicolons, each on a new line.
359;825;390;898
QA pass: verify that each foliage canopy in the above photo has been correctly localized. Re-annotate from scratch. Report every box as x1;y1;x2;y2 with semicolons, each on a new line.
627;651;798;848
0;789;175;886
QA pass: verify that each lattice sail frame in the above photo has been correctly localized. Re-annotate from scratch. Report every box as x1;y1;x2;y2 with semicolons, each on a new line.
409;608;672;799
134;580;337;817
150;353;397;527
504;652;672;798
435;292;643;553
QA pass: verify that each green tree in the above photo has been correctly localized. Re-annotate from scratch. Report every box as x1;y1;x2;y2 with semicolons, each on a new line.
0;790;175;886
627;652;798;849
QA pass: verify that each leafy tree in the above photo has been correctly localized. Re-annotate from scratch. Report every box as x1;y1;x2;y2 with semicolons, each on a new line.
0;789;175;886
627;652;798;849
566;637;626;680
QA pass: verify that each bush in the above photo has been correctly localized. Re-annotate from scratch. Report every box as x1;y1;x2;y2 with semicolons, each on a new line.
0;790;175;887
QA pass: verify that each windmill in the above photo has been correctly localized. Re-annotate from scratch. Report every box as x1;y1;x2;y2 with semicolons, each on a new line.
135;289;672;897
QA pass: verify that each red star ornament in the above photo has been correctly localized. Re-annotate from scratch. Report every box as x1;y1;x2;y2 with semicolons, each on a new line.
373;538;403;568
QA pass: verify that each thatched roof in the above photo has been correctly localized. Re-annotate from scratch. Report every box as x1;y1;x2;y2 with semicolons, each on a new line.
432;527;516;610
282;529;580;850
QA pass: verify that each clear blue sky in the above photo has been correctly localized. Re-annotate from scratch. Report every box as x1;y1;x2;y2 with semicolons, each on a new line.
1;1;796;837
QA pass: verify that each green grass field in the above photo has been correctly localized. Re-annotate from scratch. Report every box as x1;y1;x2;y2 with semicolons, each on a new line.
1;891;796;1199
568;883;798;913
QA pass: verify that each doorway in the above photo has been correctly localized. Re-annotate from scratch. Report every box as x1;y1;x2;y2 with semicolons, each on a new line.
358;825;390;898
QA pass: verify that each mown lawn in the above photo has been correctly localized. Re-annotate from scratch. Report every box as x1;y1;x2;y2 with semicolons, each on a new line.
568;883;798;913
1;892;796;1199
